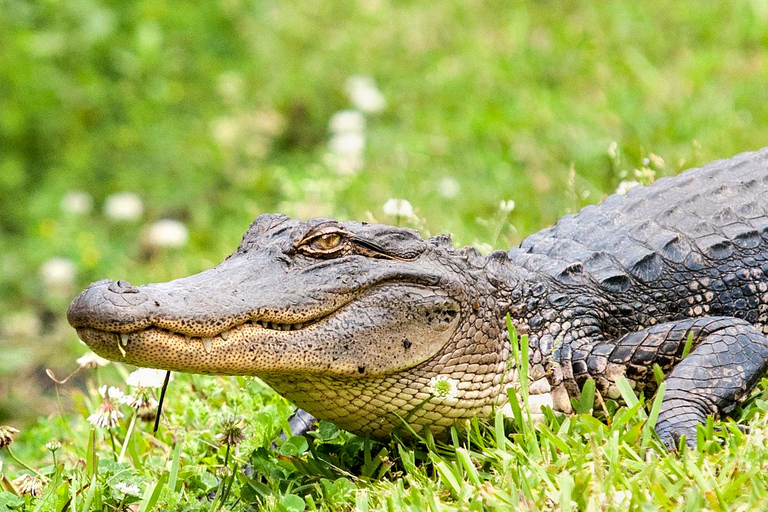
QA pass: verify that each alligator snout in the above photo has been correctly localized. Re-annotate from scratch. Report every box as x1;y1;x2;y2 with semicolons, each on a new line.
67;279;154;332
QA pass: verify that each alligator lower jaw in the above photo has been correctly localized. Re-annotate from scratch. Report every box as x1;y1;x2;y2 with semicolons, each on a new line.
75;320;322;376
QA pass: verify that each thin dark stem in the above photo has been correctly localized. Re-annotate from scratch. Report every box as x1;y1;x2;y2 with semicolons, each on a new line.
153;371;172;436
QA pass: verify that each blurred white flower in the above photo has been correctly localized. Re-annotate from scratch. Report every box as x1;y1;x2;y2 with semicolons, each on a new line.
616;180;640;195
126;368;169;389
328;152;365;176
76;352;111;368
345;76;386;114
41;257;76;289
498;199;516;213
329;132;365;156
383;198;414;219
61;190;93;215
114;482;142;498
437;177;460;199
104;192;143;221
210;117;239;147
329;110;366;135
327;131;366;175
607;141;619;159
143;219;189;249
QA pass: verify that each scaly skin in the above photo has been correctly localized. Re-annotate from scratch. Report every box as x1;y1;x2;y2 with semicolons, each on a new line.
68;147;768;448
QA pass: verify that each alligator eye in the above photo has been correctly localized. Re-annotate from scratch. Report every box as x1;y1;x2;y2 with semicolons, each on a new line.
312;233;342;250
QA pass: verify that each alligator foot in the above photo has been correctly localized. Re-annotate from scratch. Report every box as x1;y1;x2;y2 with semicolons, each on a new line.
653;317;768;450
580;316;768;451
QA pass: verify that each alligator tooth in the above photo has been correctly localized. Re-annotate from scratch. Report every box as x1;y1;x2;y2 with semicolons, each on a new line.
185;335;192;343
220;331;228;341
119;333;129;347
293;323;303;330
202;337;213;354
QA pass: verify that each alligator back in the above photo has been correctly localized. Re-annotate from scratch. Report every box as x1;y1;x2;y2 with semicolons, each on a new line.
513;147;768;333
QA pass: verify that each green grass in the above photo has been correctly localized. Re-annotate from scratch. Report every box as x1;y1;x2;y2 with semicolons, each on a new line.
2;0;768;509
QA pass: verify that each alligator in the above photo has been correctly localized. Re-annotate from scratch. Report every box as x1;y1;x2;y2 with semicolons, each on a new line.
68;147;768;450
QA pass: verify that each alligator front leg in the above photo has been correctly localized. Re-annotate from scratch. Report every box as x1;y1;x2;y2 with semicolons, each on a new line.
574;317;768;450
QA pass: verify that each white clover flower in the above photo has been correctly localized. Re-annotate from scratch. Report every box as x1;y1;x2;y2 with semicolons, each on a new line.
104;192;143;221
143;219;189;249
121;392;158;410
126;368;169;389
616;180;640;196
12;474;46;497
329;131;365;157
428;376;459;400
437;177;460;199
40;257;76;289
76;352;111;368
345;75;386;114
114;481;142;498
98;385;124;400
88;387;124;428
382;198;414;219
329;110;366;135
61;190;93;215
498;199;516;213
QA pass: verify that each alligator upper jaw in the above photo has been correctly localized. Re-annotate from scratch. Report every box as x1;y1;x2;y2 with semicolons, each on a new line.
74;280;462;377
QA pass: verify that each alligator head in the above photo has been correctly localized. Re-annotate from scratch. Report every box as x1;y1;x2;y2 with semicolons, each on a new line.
68;213;516;438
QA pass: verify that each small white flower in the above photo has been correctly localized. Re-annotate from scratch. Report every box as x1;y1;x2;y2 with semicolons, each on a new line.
498;199;516;213
616;180;640;195
382;198;414;219
121;392;158;410
143;219;189;249
345;75;386;114
98;385;124;400
76;352;111;368
114;481;142;498
40;257;76;289
436;177;460;199
126;368;169;389
88;387;124;428
329;131;365;157
428;376;459;400
61;190;93;215
611;490;632;505
329;110;366;135
104;192;143;221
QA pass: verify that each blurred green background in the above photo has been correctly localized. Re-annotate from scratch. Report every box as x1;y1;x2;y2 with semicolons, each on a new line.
1;0;768;425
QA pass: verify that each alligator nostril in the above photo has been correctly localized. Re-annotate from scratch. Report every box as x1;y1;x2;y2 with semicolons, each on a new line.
108;280;140;294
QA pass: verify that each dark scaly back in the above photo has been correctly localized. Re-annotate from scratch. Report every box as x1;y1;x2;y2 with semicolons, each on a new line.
509;147;768;342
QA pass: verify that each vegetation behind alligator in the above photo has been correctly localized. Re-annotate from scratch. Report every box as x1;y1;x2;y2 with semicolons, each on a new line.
68;148;768;449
